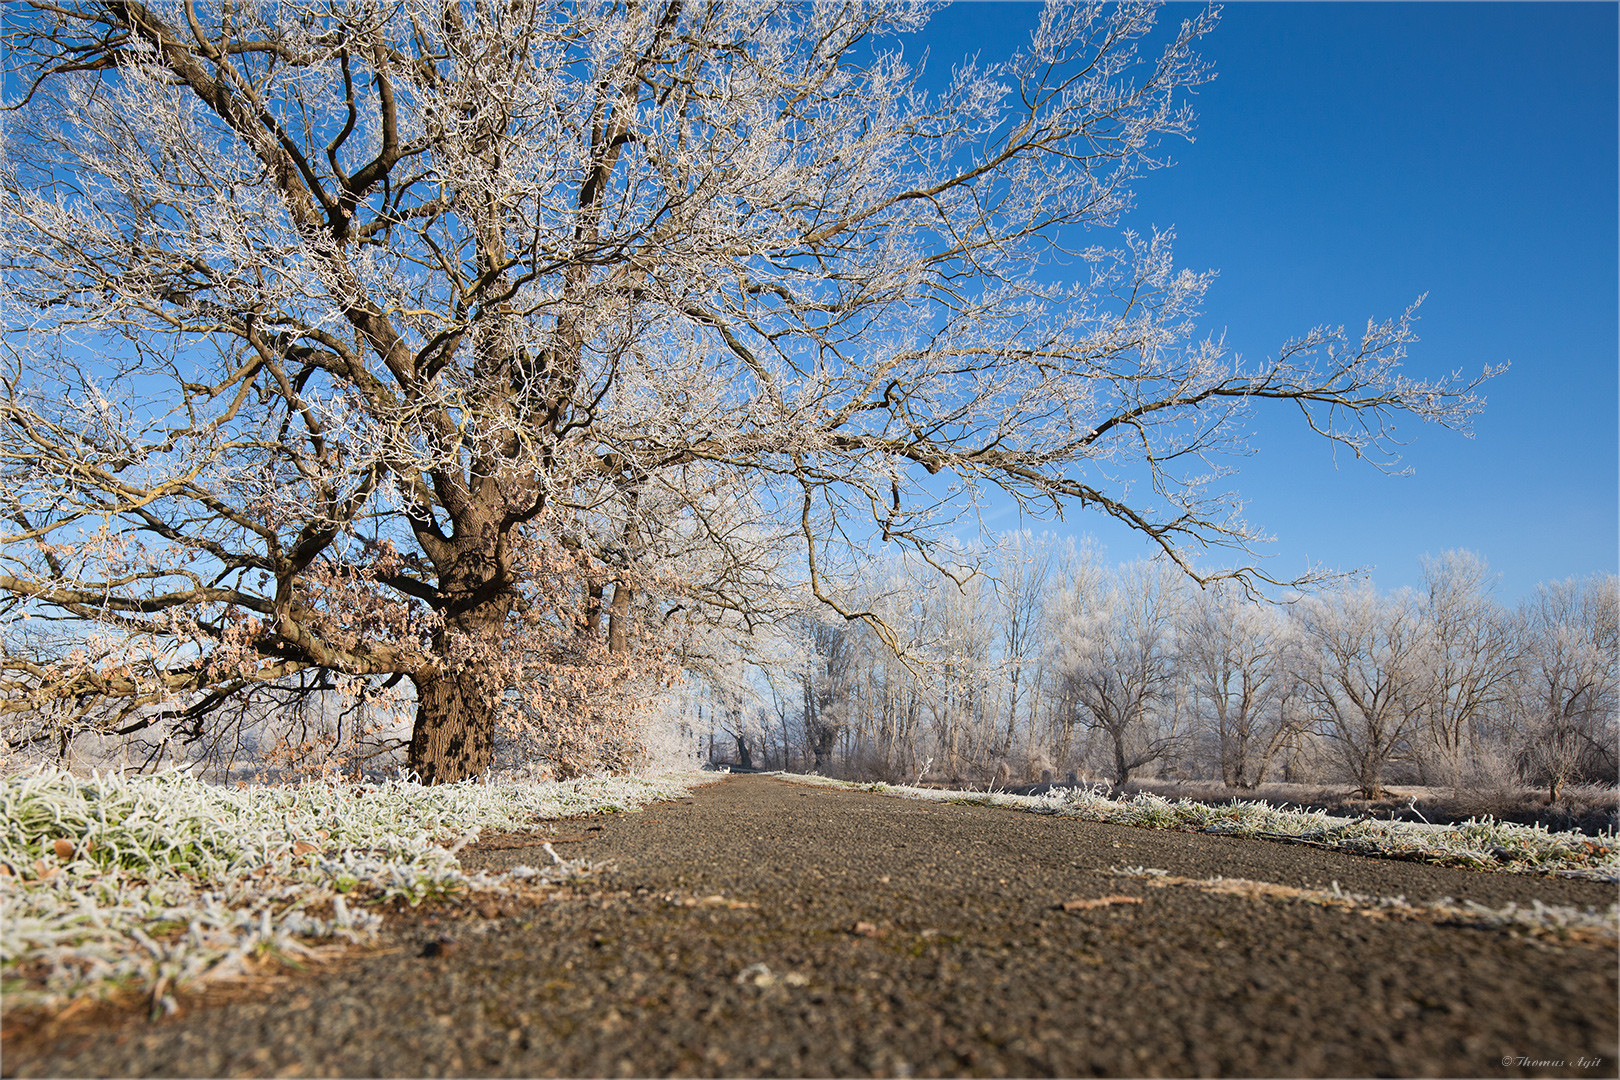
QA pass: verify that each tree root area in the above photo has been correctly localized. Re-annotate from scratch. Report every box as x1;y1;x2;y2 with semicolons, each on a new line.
5;775;1615;1078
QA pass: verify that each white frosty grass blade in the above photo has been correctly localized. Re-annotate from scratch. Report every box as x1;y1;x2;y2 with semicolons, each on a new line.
785;774;1620;880
1;766;707;1009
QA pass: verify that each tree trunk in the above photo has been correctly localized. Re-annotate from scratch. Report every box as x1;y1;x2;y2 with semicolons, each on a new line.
1110;726;1133;786
735;734;753;770
584;581;605;636
999;670;1021;758
812;726;835;774
1356;752;1385;800
408;667;496;785
607;581;633;654
405;564;515;784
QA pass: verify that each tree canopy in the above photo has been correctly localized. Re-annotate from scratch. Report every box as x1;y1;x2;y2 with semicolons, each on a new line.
0;0;1497;782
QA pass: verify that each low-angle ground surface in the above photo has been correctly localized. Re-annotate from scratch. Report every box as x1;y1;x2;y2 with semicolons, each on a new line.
5;774;1616;1078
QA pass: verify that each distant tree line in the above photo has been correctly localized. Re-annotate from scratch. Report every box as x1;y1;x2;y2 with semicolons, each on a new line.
698;540;1617;801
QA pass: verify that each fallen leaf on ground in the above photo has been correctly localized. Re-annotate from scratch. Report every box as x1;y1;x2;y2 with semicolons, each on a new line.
671;895;758;910
1061;896;1144;911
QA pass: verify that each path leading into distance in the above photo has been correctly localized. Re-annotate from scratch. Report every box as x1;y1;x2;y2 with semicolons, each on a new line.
6;774;1616;1078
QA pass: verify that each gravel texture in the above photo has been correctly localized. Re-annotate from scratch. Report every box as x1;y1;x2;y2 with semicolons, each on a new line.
4;773;1616;1078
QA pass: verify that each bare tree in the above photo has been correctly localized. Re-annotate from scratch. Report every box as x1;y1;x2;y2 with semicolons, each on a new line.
1411;551;1512;788
761;663;803;774
1509;576;1619;803
1;0;1498;782
991;531;1055;761
1296;586;1425;799
846;556;938;781
1037;542;1105;777
1179;583;1297;788
796;616;854;775
1052;558;1186;786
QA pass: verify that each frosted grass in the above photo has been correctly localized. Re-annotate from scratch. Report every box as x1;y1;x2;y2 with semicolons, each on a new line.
1;765;706;1010
1107;866;1619;945
786;775;1620;881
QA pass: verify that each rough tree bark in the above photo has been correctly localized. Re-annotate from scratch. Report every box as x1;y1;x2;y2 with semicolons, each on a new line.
409;667;497;785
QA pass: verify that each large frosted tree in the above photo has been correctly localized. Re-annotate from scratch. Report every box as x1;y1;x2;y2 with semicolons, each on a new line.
0;0;1496;782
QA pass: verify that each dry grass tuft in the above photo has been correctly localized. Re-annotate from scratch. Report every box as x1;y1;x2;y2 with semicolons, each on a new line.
1107;866;1619;948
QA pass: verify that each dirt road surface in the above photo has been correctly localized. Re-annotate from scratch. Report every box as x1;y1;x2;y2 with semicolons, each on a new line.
5;774;1616;1078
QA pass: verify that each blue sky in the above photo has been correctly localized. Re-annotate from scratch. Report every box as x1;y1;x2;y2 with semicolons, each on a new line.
909;2;1618;600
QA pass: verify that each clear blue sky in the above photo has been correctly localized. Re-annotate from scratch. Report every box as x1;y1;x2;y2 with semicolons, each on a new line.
910;2;1618;600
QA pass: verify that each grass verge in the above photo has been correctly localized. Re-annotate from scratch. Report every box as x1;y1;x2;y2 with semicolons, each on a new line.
1;765;706;1012
779;774;1620;881
1105;865;1619;948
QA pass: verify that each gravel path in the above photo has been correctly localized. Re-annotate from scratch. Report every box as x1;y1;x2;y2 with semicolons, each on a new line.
5;773;1616;1078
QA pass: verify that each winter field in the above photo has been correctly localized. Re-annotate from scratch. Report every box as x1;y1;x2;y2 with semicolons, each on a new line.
0;2;1615;1065
4;763;1615;1018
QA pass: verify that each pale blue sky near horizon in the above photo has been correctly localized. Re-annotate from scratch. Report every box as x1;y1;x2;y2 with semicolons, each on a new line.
903;1;1618;602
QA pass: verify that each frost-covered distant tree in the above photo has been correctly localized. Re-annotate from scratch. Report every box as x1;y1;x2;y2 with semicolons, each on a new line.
846;556;940;780
1;0;1498;782
1411;551;1512;787
900;553;997;780
675;626;770;769
1052;558;1187;786
795;615;855;775
1178;584;1296;788
1509;576;1619;803
1297;586;1425;799
990;531;1057;761
1039;545;1104;775
762;662;806;774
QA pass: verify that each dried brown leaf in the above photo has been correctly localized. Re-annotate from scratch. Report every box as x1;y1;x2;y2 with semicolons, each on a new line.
1060;895;1144;911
